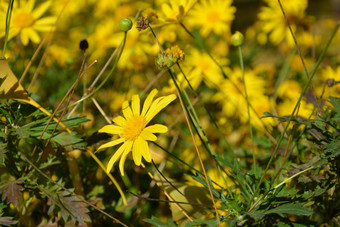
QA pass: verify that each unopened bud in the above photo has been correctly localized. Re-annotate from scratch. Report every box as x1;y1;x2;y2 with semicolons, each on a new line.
231;31;244;47
120;18;133;32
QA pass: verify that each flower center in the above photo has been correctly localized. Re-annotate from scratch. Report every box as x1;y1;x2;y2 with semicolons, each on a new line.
122;115;147;141
206;11;220;23
13;13;35;28
198;60;210;72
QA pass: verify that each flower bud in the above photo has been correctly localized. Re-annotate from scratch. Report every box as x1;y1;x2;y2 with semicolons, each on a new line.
155;53;175;70
119;18;133;32
231;31;244;47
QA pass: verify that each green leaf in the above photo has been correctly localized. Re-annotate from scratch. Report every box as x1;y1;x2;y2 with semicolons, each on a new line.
274;184;299;198
253;137;273;148
144;216;177;227
63;115;90;128
264;203;313;217
0;142;7;166
246;210;265;219
323;140;340;158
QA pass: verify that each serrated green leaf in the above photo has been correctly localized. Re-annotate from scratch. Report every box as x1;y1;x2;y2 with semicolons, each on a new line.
246;210;265;219
63;115;90;128
0;142;7;166
264;203;313;217
323;140;340;158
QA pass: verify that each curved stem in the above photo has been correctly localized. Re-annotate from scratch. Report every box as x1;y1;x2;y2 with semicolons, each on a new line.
238;46;256;178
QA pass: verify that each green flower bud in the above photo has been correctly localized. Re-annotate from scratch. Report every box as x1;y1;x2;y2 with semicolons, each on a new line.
119;18;133;32
155;53;175;70
231;31;244;47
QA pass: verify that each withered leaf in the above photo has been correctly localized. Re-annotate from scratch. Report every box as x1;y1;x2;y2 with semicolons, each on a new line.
38;185;91;224
0;216;18;226
0;179;24;206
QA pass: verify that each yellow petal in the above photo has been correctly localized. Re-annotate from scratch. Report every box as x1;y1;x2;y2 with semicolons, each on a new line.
131;95;140;116
140;130;157;141
25;0;35;14
132;139;142;166
35;17;57;26
28;28;40;44
112;115;126;126
145;94;176;123
20;29;30;46
122;100;133;119
98;125;122;134
141;89;158;116
106;142;127;173
97;138;125;152
32;1;51;19
119;141;133;176
144;124;168;134
140;139;152;162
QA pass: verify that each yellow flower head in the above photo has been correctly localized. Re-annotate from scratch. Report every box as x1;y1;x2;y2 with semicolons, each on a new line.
160;0;197;23
165;45;185;63
186;0;236;37
97;89;176;176
0;0;56;45
258;0;312;46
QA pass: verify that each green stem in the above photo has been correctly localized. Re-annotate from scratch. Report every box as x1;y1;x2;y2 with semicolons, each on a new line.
176;63;233;152
168;69;234;198
248;23;339;212
179;22;275;143
238;46;256;179
2;0;13;58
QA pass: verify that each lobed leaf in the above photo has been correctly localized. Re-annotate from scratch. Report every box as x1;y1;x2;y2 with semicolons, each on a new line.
264;203;313;217
0;179;24;206
38;185;91;224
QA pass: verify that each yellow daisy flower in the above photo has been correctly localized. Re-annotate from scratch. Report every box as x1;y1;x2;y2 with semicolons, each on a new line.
186;0;236;37
258;0;312;46
315;66;340;99
160;0;197;23
0;0;56;46
97;89;176;176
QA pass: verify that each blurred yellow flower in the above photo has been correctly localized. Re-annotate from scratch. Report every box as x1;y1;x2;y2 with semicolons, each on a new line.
0;0;56;45
215;67;273;131
183;48;226;88
97;89;176;176
160;0;197;23
87;20;117;61
315;66;340;99
258;0;313;46
186;0;236;37
276;80;314;118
